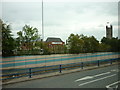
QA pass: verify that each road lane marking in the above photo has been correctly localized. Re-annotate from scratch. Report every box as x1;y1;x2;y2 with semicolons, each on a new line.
75;76;93;81
93;72;111;77
75;72;111;82
106;81;120;88
78;74;116;86
111;69;119;72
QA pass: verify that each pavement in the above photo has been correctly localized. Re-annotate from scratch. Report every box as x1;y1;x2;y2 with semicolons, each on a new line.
2;63;120;88
2;52;119;70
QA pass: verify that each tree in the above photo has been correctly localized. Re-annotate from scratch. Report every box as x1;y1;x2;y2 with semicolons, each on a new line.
34;41;51;55
98;43;111;52
118;39;120;52
89;36;99;52
81;36;90;53
17;25;40;51
67;34;100;54
81;35;99;53
101;37;119;52
2;21;16;57
67;34;84;54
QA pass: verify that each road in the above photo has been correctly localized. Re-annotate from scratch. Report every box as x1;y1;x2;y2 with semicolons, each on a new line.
2;64;120;88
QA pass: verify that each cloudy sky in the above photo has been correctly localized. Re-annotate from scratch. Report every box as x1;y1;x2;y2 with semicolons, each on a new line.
1;0;119;42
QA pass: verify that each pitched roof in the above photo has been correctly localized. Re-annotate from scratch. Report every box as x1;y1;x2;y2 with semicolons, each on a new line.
46;37;63;42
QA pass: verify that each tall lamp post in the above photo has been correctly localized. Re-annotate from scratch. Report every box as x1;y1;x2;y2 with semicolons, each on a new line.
42;0;44;41
40;0;44;54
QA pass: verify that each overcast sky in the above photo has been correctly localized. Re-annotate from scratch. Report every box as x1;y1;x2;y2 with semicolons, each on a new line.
1;0;119;42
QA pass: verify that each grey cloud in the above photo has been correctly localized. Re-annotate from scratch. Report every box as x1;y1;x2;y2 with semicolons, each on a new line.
98;24;104;27
112;21;118;26
2;1;118;41
2;2;42;22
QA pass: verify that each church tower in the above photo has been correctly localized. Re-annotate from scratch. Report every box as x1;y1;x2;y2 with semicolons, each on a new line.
106;22;113;39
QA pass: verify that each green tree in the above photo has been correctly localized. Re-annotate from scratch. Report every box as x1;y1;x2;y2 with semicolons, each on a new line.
81;36;90;53
98;43;111;52
118;39;120;52
81;35;99;53
17;25;40;54
67;34;84;54
34;41;51;55
89;36;99;52
101;37;119;52
2;21;16;57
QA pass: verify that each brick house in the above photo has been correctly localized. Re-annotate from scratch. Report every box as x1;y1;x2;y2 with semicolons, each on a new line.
45;37;65;54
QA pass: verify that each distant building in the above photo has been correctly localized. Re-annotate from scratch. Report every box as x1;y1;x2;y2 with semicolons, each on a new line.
46;37;65;54
106;22;113;39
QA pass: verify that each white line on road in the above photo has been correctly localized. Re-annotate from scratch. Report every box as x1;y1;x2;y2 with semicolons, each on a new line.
111;69;119;72
75;72;111;82
106;81;120;88
93;72;111;77
78;74;116;87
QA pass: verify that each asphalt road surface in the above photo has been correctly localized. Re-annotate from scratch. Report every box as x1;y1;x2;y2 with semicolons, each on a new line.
3;64;120;88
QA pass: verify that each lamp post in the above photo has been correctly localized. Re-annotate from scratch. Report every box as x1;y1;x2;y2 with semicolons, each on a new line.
40;0;44;54
42;0;44;41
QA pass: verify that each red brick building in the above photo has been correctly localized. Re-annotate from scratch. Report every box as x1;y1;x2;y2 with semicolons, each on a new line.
46;37;65;54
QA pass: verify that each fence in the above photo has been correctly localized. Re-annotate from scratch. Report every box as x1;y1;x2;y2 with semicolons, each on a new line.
1;57;120;82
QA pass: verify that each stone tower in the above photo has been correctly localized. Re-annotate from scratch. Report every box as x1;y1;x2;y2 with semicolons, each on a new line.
106;22;113;39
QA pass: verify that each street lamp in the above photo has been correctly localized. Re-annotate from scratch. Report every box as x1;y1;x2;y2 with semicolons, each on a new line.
40;0;44;54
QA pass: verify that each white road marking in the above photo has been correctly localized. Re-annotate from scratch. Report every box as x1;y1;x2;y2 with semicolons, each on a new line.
75;72;111;82
111;69;119;72
75;76;93;81
78;74;116;86
115;85;118;88
93;72;111;77
106;81;120;88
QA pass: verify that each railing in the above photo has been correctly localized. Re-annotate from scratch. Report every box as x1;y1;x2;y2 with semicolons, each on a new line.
1;58;120;81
